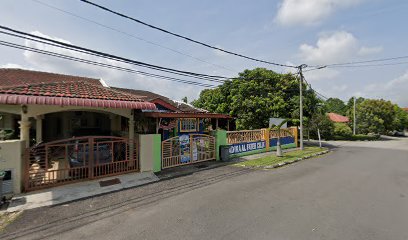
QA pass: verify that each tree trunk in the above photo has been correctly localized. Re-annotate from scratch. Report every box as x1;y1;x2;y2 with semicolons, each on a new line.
276;137;282;157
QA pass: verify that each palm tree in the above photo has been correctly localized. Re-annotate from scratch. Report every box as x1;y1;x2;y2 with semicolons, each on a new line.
269;119;289;157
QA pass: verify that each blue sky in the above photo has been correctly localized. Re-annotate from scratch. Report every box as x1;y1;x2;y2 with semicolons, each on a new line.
1;0;408;106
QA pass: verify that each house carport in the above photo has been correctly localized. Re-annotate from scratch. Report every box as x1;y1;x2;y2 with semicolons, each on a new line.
0;93;156;191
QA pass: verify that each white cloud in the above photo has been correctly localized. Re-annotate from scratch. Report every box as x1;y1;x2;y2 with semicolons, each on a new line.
16;31;206;102
298;31;384;83
362;70;408;106
304;68;339;81
275;0;362;26
358;46;383;56
299;31;358;65
0;63;24;69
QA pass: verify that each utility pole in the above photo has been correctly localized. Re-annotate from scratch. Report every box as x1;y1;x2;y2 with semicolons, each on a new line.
298;64;307;150
353;96;356;135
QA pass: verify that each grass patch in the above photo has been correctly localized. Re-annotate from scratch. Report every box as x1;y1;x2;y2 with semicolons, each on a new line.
235;147;328;167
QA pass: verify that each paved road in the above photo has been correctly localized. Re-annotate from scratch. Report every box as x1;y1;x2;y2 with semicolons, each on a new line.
3;137;408;240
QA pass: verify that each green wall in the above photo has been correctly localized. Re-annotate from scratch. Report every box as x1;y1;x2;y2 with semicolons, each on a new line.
212;130;227;161
152;134;162;172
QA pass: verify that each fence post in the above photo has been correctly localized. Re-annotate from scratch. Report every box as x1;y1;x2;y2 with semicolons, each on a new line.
211;130;227;161
88;137;94;179
291;127;299;148
262;128;270;152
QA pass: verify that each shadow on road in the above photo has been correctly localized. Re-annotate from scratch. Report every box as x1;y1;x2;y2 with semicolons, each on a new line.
1;167;254;240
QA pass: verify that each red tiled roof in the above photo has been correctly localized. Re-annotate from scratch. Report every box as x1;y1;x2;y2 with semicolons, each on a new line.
0;68;101;87
0;68;156;110
112;87;207;112
402;107;408;112
327;112;350;123
0;81;143;102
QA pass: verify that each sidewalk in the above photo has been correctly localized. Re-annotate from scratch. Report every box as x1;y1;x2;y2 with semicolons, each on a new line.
4;171;159;212
3;148;299;212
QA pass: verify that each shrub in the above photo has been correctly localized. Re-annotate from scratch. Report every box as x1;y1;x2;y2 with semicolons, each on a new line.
333;123;352;137
332;134;380;141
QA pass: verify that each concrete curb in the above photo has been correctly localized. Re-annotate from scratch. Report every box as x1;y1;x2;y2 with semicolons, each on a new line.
249;149;330;170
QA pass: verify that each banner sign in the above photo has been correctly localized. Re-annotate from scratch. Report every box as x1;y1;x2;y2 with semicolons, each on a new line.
229;140;266;154
179;134;191;163
270;136;294;147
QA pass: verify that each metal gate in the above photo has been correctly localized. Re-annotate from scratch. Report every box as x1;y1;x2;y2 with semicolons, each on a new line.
24;136;139;191
162;134;216;169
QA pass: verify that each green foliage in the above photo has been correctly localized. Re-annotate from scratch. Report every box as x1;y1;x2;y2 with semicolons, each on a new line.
346;97;365;111
325;98;347;115
332;134;380;141
192;68;321;130
333;122;352;137
392;105;408;131
355;99;396;134
307;113;334;139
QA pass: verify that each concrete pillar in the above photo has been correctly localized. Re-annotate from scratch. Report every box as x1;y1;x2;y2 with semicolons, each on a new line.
211;130;227;161
35;115;43;144
19;114;31;148
155;118;159;134
215;118;219;129
128;119;135;161
139;134;161;172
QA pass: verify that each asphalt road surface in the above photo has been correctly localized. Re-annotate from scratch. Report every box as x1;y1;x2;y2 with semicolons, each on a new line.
3;137;408;240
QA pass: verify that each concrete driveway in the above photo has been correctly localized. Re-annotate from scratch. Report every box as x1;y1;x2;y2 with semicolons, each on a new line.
2;137;408;240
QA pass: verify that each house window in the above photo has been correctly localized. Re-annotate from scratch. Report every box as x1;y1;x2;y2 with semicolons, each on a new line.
180;118;197;132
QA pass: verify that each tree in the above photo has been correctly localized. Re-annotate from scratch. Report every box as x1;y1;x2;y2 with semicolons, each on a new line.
192;68;320;130
355;99;396;134
324;98;347;115
269;119;289;157
392;105;408;132
333;123;352;137
307;113;334;139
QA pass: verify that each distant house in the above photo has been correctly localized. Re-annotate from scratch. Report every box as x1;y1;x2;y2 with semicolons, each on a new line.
403;107;408;112
327;112;350;123
112;88;233;140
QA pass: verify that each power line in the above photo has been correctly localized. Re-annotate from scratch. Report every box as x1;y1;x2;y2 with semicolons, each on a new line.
0;29;224;84
307;55;408;70
0;39;216;88
326;55;408;67
303;77;329;100
32;0;237;73
79;0;298;69
0;25;229;82
328;61;408;68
